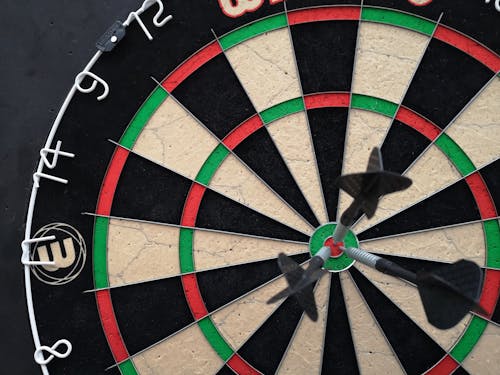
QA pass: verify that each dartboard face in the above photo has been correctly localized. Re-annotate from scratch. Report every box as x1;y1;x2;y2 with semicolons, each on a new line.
24;0;500;374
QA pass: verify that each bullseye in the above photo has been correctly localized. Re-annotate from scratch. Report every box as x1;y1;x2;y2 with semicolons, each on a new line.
323;237;344;258
309;223;359;272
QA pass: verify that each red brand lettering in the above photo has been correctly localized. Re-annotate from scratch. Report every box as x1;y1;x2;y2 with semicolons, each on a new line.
218;0;284;18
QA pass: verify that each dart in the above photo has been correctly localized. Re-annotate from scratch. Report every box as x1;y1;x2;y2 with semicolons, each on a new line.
267;252;329;321
340;246;485;329
335;147;412;229
269;147;413;318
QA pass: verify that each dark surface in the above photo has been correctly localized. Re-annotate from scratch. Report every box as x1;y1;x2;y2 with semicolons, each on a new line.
290;20;358;93
197;188;309;242
216;365;238;375
26;1;191;371
111;276;194;356
452;367;471;375
0;1;139;374
402;39;494;128
381;120;431;174
111;252;307;358
173;54;256;140
321;273;359;374
358;179;481;241
234;127;320;227
308;108;348;221
492;298;500;326
112;153;193;224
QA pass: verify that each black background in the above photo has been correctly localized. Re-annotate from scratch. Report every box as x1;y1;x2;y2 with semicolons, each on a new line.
0;1;138;373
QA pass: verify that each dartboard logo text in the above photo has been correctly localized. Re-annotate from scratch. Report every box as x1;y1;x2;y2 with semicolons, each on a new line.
218;0;284;18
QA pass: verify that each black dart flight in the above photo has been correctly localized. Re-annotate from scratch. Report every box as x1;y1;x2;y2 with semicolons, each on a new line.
417;259;485;329
336;147;412;224
267;253;327;321
341;246;485;329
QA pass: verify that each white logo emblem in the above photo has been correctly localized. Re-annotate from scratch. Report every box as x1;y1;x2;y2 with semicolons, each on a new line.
30;223;86;285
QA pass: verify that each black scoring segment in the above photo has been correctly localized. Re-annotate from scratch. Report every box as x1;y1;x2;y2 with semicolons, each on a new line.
348;267;446;374
237;288;311;374
308;108;348;221
453;367;471;375
290;20;358;93
197;254;310;313
492;300;500;326
402;39;493;128
196;189;310;242
380;120;431;174
111;153;192;224
321;273;359;374
114;152;309;242
110;276;193;356
216;366;237;375
479;159;500;211
373;254;454;275
233;127;320;227
358;179;481;241
172;54;256;139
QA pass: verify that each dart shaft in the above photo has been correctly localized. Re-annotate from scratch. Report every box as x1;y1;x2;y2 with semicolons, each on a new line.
316;246;331;262
342;247;417;284
341;246;380;268
376;258;417;284
340;200;362;227
332;223;349;243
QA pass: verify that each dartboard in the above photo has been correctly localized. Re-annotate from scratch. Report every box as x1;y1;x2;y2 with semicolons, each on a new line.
23;0;500;374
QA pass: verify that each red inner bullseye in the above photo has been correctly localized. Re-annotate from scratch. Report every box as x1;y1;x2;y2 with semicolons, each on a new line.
324;237;344;258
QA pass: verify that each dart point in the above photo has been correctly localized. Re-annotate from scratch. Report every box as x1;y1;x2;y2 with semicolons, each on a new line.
323;237;344;258
309;223;358;272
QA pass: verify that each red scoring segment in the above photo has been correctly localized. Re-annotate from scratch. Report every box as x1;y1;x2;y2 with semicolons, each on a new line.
162;7;499;99
96;290;130;363
425;355;460;375
162;41;223;93
181;183;207;227
223;115;264;150
96;147;129;216
181;274;209;320
434;26;500;73
287;7;361;25
465;173;497;220
304;92;350;109
479;269;500;317
395;107;441;141
227;354;261;375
